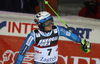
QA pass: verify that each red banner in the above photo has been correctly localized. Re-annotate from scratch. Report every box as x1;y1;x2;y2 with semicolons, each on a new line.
0;35;100;64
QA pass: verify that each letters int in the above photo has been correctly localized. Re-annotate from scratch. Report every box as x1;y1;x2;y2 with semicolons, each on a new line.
8;22;37;34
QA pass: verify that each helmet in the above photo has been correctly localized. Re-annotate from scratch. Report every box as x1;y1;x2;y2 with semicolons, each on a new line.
34;11;54;30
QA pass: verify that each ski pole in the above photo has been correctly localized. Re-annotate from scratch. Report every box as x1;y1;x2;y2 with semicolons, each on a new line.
44;0;73;32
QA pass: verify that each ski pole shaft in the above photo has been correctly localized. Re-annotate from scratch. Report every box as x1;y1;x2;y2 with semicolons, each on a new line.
44;0;73;32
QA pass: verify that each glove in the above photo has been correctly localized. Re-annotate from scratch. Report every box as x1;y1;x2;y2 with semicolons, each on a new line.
81;39;91;53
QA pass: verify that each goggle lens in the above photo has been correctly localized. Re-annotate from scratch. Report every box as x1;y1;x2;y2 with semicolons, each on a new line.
43;19;53;27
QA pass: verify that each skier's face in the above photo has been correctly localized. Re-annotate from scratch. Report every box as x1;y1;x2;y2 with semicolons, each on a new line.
44;20;53;31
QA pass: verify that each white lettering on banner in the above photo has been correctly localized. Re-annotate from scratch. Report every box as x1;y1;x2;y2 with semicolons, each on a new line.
92;58;100;64
58;55;68;64
0;50;100;64
0;50;19;64
0;50;35;64
71;56;90;64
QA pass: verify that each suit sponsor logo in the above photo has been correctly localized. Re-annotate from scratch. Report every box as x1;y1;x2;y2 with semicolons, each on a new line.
26;36;34;46
40;56;57;63
37;36;58;46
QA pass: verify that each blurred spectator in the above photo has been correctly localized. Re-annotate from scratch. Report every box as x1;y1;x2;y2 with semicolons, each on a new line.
21;0;40;14
0;0;58;15
0;0;4;10
0;0;21;12
79;0;100;19
96;0;100;18
0;0;40;14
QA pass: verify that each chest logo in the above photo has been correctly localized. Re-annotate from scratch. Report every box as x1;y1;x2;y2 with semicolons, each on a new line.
37;36;58;46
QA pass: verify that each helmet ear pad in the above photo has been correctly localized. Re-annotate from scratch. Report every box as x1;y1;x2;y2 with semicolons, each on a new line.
34;19;44;30
38;22;44;30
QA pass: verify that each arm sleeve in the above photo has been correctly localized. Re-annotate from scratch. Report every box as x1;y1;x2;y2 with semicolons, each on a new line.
57;25;81;43
15;32;35;64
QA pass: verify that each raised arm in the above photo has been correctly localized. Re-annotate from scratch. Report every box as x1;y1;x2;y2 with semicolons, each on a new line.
57;25;81;43
57;25;91;53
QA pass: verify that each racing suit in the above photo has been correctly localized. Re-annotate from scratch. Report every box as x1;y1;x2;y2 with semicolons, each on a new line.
15;25;81;64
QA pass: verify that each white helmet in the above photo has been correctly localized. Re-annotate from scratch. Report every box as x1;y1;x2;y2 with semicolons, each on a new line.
34;11;54;29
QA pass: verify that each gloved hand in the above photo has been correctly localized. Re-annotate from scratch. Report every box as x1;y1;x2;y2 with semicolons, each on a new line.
81;39;91;53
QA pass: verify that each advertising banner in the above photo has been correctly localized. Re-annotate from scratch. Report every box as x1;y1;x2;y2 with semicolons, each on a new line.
0;11;100;64
0;35;100;64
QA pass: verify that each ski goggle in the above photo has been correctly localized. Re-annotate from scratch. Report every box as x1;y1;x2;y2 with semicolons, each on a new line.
43;18;54;27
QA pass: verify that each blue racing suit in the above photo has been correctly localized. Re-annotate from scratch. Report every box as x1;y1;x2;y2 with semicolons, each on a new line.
15;25;81;64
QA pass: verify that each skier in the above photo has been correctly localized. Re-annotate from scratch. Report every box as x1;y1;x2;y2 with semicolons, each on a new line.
15;11;91;64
